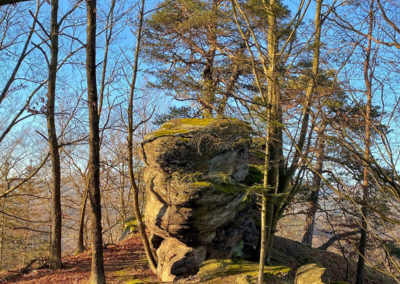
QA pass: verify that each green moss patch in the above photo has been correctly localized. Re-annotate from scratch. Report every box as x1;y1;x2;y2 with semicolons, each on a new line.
112;265;156;284
151;118;217;138
147;118;251;142
192;181;213;188
196;259;290;283
173;118;216;126
214;182;243;195
208;172;247;195
150;128;191;137
112;268;141;283
180;172;247;195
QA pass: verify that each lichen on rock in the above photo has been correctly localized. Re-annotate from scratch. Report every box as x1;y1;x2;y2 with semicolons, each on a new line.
141;118;258;282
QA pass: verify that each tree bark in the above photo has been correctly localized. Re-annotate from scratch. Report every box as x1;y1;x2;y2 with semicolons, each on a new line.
295;0;323;247
302;124;325;246
258;1;277;283
356;1;374;283
86;0;105;283
259;2;323;281
47;0;62;270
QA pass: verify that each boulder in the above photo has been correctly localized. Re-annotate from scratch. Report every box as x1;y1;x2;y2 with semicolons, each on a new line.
156;238;207;282
294;263;326;284
195;259;290;283
141;118;257;281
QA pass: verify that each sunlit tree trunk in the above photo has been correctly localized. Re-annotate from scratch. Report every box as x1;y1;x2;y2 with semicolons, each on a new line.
302;124;325;246
259;2;323;281
258;1;278;283
127;0;157;274
47;0;62;269
296;0;324;247
86;0;105;282
356;1;374;283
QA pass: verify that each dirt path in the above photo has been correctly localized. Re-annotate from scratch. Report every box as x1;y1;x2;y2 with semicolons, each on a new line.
0;233;158;284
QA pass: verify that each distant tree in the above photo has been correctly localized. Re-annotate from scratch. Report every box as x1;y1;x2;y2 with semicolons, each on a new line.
300;67;347;246
0;0;41;143
328;0;386;281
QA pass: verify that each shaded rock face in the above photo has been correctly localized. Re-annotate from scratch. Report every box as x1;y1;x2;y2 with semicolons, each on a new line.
141;118;258;282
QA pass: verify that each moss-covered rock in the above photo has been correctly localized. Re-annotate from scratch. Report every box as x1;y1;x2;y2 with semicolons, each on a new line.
294;263;326;284
142;118;252;175
141;118;257;282
195;259;290;283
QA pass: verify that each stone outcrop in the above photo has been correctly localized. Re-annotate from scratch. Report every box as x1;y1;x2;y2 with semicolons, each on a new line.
141;118;258;281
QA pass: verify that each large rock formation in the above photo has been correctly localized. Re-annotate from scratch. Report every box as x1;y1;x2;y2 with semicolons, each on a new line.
141;118;258;281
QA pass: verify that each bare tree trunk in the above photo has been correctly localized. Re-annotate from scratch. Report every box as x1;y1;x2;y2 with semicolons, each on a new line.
356;1;374;283
127;0;157;274
76;0;114;257
86;0;105;283
300;0;323;247
258;1;277;283
76;186;88;254
217;56;241;117
98;0;115;118
47;0;62;269
302;125;325;246
318;230;360;250
258;2;323;281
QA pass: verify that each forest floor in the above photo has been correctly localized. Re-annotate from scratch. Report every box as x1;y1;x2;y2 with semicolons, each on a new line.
0;233;157;284
0;232;397;283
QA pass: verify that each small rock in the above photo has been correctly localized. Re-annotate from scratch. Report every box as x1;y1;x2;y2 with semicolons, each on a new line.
156;238;207;282
294;263;326;284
